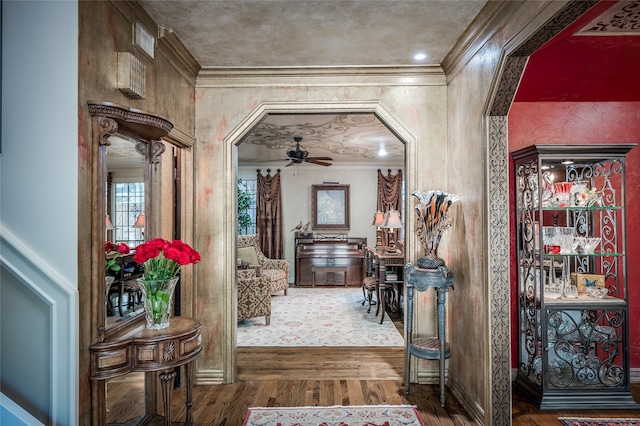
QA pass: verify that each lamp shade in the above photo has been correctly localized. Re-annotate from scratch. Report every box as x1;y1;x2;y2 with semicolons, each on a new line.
381;210;403;228
371;211;385;227
105;215;116;230
132;214;145;228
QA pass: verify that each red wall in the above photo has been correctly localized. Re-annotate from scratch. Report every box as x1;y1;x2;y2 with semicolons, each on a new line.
509;101;640;368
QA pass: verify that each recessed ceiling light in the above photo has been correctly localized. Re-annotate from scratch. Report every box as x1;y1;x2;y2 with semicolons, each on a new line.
378;148;388;156
414;53;427;61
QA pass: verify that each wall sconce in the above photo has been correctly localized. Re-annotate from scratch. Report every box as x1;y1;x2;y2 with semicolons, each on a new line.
105;215;116;230
117;52;146;99
132;214;145;239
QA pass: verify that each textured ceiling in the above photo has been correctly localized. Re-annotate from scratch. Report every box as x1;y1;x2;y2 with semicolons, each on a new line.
137;0;640;166
240;113;404;167
139;0;488;68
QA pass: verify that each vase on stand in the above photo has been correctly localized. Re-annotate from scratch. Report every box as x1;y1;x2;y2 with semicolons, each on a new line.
417;254;446;269
137;276;179;329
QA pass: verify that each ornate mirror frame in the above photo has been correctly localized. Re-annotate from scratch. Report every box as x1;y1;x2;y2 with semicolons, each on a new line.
88;101;173;342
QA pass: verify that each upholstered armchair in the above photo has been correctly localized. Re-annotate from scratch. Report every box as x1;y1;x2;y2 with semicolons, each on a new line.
237;268;271;325
237;234;289;295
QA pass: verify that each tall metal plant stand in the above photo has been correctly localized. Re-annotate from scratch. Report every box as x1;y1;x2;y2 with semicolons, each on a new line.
404;263;454;407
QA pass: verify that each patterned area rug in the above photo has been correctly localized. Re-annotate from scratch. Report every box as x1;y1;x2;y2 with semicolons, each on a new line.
559;418;640;426
237;287;404;346
243;405;424;426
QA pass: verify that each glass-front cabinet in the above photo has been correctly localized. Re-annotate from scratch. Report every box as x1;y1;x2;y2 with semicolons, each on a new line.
512;144;639;409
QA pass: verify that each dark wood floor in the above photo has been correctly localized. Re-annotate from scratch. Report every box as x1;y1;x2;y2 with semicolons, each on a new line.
107;310;640;425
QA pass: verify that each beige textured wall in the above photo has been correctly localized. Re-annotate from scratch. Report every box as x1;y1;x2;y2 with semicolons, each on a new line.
194;76;448;382
445;1;570;422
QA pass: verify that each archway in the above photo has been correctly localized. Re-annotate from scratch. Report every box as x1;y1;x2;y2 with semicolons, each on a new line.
484;2;595;423
223;101;416;382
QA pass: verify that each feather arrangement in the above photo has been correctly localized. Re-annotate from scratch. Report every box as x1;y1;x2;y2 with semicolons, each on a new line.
412;190;460;259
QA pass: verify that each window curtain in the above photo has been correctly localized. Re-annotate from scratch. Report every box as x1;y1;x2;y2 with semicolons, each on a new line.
377;169;403;247
256;170;284;259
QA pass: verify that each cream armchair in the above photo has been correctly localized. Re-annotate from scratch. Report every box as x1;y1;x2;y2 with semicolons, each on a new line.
237;234;289;295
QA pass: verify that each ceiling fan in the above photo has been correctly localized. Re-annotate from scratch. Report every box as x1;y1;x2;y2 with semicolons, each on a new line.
284;136;333;167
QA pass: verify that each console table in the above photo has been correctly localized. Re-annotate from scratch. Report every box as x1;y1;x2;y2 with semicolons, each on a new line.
404;263;454;407
295;237;366;286
90;317;202;426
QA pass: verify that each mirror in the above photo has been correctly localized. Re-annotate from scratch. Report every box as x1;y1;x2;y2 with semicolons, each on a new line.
105;135;147;328
88;101;173;341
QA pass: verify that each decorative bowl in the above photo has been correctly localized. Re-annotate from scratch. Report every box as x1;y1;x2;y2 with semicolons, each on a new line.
572;237;602;255
583;237;601;254
586;287;608;299
544;285;564;299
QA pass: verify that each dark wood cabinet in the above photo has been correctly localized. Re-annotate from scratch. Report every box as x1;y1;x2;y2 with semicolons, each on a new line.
295;237;366;286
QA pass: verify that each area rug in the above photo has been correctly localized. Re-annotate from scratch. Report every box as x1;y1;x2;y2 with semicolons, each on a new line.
559;418;640;426
243;405;424;426
237;287;404;347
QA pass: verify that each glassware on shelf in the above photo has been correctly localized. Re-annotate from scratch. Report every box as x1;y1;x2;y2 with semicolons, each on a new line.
554;181;573;207
542;226;576;254
572;237;601;254
586;287;608;299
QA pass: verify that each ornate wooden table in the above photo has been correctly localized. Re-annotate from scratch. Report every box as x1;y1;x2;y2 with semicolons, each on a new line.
90;317;202;426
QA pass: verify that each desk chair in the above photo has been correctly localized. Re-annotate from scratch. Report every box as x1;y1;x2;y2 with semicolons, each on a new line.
404;263;454;407
362;248;378;313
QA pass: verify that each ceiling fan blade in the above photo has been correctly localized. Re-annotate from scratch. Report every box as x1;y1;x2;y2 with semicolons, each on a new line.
305;156;333;161
284;160;296;167
307;159;332;167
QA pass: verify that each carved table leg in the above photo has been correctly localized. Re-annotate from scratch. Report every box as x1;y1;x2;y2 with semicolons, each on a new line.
185;362;195;426
159;369;177;426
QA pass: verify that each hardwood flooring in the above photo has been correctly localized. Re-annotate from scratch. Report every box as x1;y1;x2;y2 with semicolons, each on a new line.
107;311;640;425
108;346;640;425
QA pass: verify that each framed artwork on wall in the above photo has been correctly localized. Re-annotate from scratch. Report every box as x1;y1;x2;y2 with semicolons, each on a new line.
312;184;350;230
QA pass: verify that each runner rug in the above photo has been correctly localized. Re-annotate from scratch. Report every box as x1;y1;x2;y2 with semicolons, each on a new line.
237;287;404;347
559;418;640;426
243;405;424;426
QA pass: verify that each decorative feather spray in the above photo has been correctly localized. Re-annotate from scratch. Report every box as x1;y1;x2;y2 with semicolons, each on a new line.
412;190;460;259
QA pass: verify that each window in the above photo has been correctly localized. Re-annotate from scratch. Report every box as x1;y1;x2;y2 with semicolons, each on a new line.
238;179;256;235
113;182;145;247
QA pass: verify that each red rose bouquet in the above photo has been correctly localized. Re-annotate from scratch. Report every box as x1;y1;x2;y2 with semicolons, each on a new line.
133;238;201;280
133;238;200;329
105;241;131;273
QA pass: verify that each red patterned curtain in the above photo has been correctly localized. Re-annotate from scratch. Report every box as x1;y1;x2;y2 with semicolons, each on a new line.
376;169;403;247
256;170;284;259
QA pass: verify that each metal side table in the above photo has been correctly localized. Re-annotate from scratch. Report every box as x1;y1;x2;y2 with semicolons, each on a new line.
404;263;454;407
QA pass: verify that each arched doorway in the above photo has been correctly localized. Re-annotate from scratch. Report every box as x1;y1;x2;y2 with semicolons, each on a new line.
223;101;416;382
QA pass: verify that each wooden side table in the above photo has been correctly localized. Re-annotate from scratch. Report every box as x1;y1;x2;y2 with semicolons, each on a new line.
404;263;454;407
90;317;202;426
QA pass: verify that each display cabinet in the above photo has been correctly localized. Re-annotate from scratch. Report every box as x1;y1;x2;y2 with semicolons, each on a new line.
512;144;638;409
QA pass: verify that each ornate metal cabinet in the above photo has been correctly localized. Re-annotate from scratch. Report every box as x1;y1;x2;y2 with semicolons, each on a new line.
512;144;638;409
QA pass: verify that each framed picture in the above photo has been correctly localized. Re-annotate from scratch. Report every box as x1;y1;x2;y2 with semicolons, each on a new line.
312;184;350;230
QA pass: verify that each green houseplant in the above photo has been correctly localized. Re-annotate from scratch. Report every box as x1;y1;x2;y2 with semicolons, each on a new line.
237;179;253;234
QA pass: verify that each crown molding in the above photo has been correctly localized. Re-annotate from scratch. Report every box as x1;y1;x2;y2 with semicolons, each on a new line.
197;65;445;88
442;1;524;82
157;27;201;83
